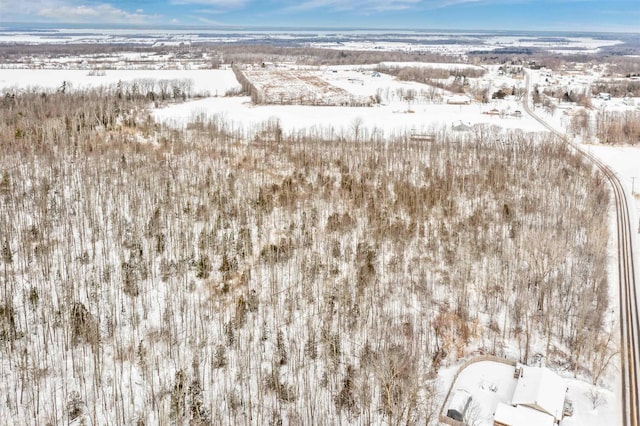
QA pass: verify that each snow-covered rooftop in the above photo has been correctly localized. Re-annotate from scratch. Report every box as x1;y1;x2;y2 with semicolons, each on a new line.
449;389;472;413
511;364;567;421
494;403;555;426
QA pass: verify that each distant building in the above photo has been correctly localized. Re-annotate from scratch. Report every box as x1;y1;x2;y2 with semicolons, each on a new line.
598;92;611;101
410;129;435;142
447;95;471;105
452;120;473;132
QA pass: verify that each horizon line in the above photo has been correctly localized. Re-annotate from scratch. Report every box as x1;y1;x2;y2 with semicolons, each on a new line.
0;21;639;36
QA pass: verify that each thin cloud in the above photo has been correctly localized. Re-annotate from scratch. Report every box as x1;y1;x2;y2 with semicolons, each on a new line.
430;0;524;8
171;0;249;7
194;16;230;25
1;0;158;23
283;0;603;14
285;0;421;13
38;4;156;23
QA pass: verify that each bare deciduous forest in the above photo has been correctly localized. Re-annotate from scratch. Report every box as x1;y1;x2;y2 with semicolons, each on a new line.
0;87;612;425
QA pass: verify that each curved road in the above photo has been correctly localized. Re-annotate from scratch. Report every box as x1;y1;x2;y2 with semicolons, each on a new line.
523;70;639;426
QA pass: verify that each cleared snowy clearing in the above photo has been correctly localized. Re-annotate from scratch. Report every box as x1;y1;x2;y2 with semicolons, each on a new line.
154;64;543;137
153;95;545;138
321;68;438;96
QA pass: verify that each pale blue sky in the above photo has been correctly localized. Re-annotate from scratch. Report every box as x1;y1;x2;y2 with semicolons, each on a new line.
0;0;638;32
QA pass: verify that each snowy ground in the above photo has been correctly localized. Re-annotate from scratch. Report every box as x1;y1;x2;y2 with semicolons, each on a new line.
153;64;544;138
0;68;241;96
443;361;518;425
308;35;623;55
152;95;544;139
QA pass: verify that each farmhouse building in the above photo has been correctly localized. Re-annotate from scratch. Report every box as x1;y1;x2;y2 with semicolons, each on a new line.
447;95;471;105
452;120;473;132
494;403;554;426
494;364;568;426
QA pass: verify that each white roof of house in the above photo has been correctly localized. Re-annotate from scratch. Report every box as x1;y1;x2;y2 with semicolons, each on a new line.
447;94;471;103
452;120;473;131
511;365;566;421
494;403;555;426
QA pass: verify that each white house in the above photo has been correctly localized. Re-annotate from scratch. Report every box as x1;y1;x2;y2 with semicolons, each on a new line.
494;403;555;426
510;364;567;422
447;95;471;105
452;120;473;132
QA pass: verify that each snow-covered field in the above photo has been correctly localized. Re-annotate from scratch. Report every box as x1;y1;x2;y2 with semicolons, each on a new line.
308;34;624;55
0;68;241;96
153;95;543;138
153;63;543;138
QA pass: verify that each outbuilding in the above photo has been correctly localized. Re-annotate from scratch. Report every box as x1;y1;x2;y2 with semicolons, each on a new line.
447;389;472;421
452;120;473;132
447;95;471;105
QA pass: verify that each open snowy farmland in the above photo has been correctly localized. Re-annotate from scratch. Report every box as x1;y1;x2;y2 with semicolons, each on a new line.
153;63;544;138
306;34;624;55
237;67;372;106
0;68;241;97
153;95;544;140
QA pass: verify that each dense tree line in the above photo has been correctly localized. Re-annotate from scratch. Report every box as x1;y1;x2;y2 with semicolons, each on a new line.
377;64;485;95
595;110;640;145
592;80;640;98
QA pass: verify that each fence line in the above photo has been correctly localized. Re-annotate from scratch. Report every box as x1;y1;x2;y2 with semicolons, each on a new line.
438;355;517;425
